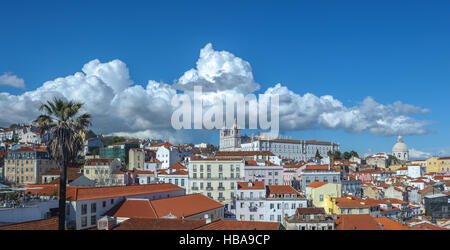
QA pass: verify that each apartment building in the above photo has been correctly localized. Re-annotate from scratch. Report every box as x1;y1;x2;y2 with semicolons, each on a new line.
300;165;341;190
187;158;245;212
236;182;308;223
63;183;185;230
4;147;58;185
244;160;283;186
84;158;122;186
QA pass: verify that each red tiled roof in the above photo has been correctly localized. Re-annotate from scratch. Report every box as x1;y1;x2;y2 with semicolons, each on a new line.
70;183;184;201
305;165;334;171
237;181;265;190
10;147;47;152
267;185;303;197
151;194;224;218
0;217;60;230
167;162;187;170
374;217;412;230
195;219;281;230
106;194;225;219
307;182;329;188
108;199;157;218
335;214;381;230
112;218;207;230
25;183;184;201
85;158;116;165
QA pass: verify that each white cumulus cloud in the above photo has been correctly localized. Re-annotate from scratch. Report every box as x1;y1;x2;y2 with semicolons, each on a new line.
0;43;432;143
0;72;25;88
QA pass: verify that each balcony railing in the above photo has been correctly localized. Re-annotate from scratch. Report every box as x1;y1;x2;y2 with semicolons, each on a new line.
191;187;199;190
206;187;213;191
249;206;258;212
218;186;225;191
218;197;225;202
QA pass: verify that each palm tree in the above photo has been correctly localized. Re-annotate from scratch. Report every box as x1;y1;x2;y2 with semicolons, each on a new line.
34;98;91;230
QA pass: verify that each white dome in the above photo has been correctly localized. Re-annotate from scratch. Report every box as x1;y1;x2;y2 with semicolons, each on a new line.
392;136;408;153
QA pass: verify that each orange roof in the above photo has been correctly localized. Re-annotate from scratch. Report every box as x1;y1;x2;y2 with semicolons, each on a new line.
307;182;329;188
0;217;60;230
305;165;334;171
107;194;225;219
237;181;265;190
70;183;184;201
374;217;412;230
112;218;207;230
335;214;381;230
334;196;379;208
150;194;224;218
195;219;281;230
108;199;157;218
85;158;116;165
10;147;47;152
133;170;155;175
25;183;184;201
169;170;189;175
41;168;81;176
267;185;303;197
167;162;187;170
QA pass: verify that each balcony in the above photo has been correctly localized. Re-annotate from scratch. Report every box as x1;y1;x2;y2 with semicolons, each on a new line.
249;206;258;212
218;197;225;202
206;187;213;191
218;186;225;191
191;187;199;190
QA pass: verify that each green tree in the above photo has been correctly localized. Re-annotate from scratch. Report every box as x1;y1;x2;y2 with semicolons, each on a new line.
333;151;342;160
350;150;359;158
343;151;352;160
34;98;91;230
113;136;126;144
315;149;322;159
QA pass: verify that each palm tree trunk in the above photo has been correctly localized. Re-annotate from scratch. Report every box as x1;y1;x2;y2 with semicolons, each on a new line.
58;164;67;230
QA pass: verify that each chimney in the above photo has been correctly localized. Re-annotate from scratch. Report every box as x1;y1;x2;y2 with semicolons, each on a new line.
97;216;117;230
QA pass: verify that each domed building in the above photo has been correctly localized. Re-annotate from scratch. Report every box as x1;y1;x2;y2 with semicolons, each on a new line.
392;136;409;161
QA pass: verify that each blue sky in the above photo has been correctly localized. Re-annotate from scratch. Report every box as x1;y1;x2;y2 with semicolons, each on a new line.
1;0;449;158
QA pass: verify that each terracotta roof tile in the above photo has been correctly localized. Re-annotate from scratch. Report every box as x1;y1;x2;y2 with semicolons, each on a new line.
195;219;281;230
0;217;60;230
335;214;381;230
112;218;207;230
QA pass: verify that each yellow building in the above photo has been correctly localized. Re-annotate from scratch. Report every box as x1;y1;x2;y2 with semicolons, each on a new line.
305;182;341;209
426;157;450;173
388;164;405;172
128;148;145;171
4;147;58;186
84;158;122;186
324;195;378;216
187;158;245;207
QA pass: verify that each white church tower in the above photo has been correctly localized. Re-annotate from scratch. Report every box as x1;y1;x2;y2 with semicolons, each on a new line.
219;119;241;151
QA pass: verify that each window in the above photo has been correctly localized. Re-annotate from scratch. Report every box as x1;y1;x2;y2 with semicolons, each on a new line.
102;201;106;207
81;204;87;215
91;215;96;225
320;194;324;202
81;216;87;227
91;203;97;213
111;199;114;204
